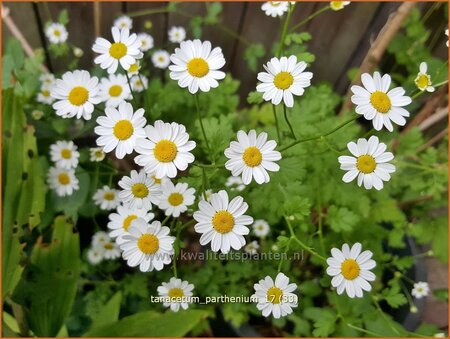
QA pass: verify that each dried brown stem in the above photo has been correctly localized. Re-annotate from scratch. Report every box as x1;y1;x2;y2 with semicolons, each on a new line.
417;128;448;152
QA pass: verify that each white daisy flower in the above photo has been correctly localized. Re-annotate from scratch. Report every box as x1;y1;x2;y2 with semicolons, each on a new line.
120;219;175;272
261;2;289;17
99;74;132;107
94;101;146;159
130;75;148;92
338;135;396;190
158;182;196;217
51;70;101;120
169;39;226;94
47;166;79;197
92;27;143;74
193;190;253;254
152;50;171;69
244;240;260;255
157;277;195;312
92;231;111;247
87;247;104;265
411;281;430;299
134;120;196;179
45;23;68;44
446;29;449;47
252;273;298;319
49;140;79;169
100;241;121;260
40;73;55;87
37;86;55;105
252;219;270;238
93;185;121;210
351;72;412;132
118;170;162;210
330;1;351;11
168;26;186;43
200;189;213;202
415;62;435;92
225;176;246;192
127;62;141;76
107;204;155;244
31;110;44;120
114;15;133;30
224;130;282;185
326;242;376;298
137;33;154;52
256;56;313;107
90;147;106;162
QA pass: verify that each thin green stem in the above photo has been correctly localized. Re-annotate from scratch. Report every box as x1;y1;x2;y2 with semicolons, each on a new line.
180;219;196;231
277;5;294;57
127;7;170;18
396;160;445;173
280;116;358;153
347;324;383;337
289;6;330;32
161;215;171;226
317;201;325;256
272;105;282;145
125;71;136;103
43;2;54;22
277;238;292;272
194;94;211;153
283;104;296;140
193;162;224;169
372;296;401;336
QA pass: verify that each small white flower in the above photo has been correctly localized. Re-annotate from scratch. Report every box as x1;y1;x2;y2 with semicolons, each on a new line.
93;185;121;210
252;273;298;318
47;166;79;197
49;140;80;169
134;120;196;179
200;189;213;202
169;39;226;94
94;101;146;159
225;130;282;185
99;74;132;107
244;240;260;255
137;33;154;52
100;241;121;260
73;47;84;58
158;182;196;217
120;219;175;272
252;219;270;238
225;176;246;192
257;55;313;107
152;50;171;69
326;242;376;298
31;110;44;120
351;72;412;132
45;23;68;44
92;27;143;74
51;70;101;120
107;204;155;244
434;333;446;338
130;75;148;92
330;1;350;11
92;231;111;247
113;15;133;30
261;2;289;17
193;190;253;254
40;73;55;87
37;86;55;105
118;170;162;210
127;62;141;76
446;29;449;47
157;277;195;312
415;62;435;92
90;147;106;162
338;136;396;190
411;281;430;299
168;26;186;43
87;247;104;265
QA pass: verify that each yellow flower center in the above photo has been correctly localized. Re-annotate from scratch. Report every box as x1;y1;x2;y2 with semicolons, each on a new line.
341;259;360;280
154;140;178;163
42;89;50;97
113;120;134;140
61;149;72;159
103;192;115;201
356;154;376;174
58;173;70;185
68;86;89;106
151;175;161;184
258;225;264;230
330;1;344;10
415;74;430;90
131;183;149;198
95;150;104;158
137;234;159;254
54;29;61;37
109;42;127;59
187;58;209;77
267;287;283;304
128;63;139;73
212;211;235;234
123;215;138;231
109;85;123;97
270;1;281;6
104;243;114;250
274;71;294;90
370;91;391;113
168;193;184;206
168;288;184;299
242;146;263;167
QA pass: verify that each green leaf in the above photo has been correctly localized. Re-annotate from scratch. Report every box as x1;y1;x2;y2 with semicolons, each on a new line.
381;283;408;308
303;307;337;337
204;2;222;24
87;292;122;332
84;310;210;337
433;288;448;302
58;9;69;25
244;43;265;72
326;205;359;232
285;32;312;46
247;91;263;105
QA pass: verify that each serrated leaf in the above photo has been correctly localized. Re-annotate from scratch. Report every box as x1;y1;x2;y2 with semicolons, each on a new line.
326;206;359;232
